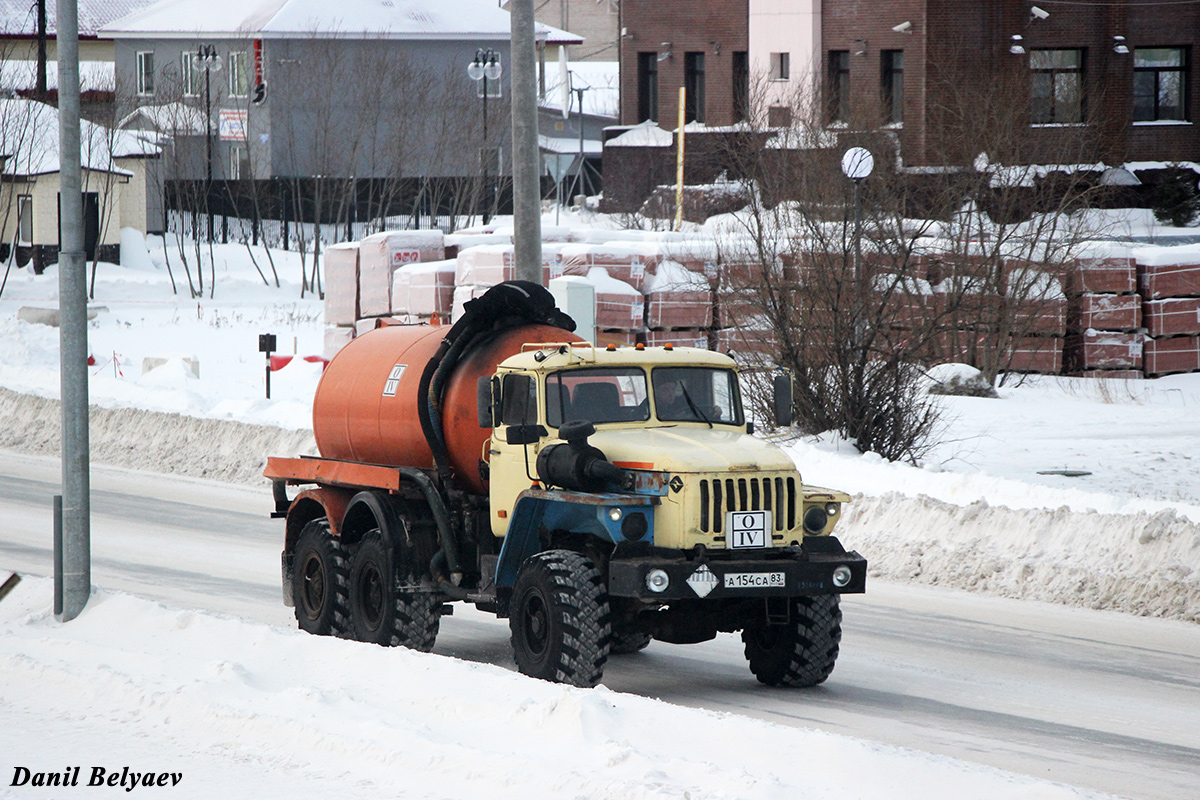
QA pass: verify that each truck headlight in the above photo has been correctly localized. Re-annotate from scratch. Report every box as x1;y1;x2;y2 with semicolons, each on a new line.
803;506;829;534
608;507;623;521
832;566;853;588
621;512;648;541
825;503;840;517
646;569;670;593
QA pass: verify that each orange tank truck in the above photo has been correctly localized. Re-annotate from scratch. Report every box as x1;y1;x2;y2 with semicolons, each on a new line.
264;281;866;689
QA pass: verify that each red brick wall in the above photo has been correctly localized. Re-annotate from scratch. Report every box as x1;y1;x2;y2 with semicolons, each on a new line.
618;0;748;127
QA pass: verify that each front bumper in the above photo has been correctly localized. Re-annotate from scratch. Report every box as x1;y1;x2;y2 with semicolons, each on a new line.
606;538;867;601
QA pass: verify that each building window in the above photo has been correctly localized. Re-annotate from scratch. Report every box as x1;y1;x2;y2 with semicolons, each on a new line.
882;50;903;124
637;52;659;122
136;51;155;95
230;146;249;179
684;51;705;123
181;51;199;96
733;51;749;122
828;50;850;123
16;195;32;245
770;52;790;81
1134;48;1188;121
228;51;249;98
1030;49;1084;124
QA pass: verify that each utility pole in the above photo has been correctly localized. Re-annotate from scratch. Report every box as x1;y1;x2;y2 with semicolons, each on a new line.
36;0;47;99
55;0;90;622
509;0;542;284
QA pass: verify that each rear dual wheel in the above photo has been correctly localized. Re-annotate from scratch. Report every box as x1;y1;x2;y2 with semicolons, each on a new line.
348;529;440;652
292;519;350;637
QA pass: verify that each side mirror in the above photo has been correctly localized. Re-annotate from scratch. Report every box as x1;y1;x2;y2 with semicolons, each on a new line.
505;424;548;445
477;376;499;428
772;372;793;427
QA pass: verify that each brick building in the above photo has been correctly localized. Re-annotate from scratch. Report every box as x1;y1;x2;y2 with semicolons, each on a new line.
618;0;1199;167
618;0;749;127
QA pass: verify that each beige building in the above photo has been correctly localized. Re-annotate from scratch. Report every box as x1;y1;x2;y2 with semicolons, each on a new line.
0;99;160;271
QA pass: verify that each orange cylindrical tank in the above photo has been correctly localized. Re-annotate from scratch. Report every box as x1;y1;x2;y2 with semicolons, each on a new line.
313;323;580;494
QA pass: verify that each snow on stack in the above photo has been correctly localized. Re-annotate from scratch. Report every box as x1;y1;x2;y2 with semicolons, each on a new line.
1139;243;1200;377
1064;246;1143;376
358;230;445;317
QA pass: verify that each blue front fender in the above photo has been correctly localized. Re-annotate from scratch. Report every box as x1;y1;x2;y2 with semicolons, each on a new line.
495;489;660;588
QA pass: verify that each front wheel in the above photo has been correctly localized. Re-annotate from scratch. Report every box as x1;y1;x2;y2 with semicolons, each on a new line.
742;595;842;687
510;550;611;687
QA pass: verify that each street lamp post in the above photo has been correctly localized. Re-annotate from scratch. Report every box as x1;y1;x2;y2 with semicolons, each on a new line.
468;48;502;224
197;44;222;242
841;146;874;354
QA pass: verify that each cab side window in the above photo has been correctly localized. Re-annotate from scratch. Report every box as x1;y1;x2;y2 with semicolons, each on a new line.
500;374;537;426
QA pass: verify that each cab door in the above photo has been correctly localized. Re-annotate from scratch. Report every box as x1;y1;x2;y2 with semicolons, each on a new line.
488;372;543;537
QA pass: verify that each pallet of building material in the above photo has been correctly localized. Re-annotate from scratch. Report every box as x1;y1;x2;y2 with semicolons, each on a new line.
1143;335;1200;376
877;274;936;331
451;284;492;323
1008;295;1067;336
595;328;638;349
323;241;360;326
323;325;355;361
1064;331;1143;371
358;230;446;317
457;244;574;286
1005;336;1063;374
1143;297;1200;337
644;329;711;349
391;259;456;318
922;253;995;286
587;268;645;330
558;243;663;291
1065;257;1137;296
1066;293;1140;333
645;260;713;329
933;279;1002;330
715;325;781;361
1138;261;1200;300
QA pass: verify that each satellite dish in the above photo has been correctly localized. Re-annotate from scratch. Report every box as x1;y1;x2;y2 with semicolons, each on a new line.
841;147;874;181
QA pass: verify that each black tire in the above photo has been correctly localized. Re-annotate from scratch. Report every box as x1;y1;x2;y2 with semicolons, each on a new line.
741;595;842;687
292;519;350;637
510;550;611;687
347;529;440;652
609;629;652;655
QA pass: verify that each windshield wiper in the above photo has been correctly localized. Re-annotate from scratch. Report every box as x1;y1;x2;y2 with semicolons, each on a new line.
680;384;713;428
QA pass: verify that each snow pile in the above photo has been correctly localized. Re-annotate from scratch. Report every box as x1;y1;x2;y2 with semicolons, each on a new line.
0;577;1115;800
844;493;1200;622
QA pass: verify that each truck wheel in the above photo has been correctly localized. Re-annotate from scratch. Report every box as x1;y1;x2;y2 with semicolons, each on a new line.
348;530;440;652
510;550;611;687
741;595;842;687
609;629;652;655
293;519;350;637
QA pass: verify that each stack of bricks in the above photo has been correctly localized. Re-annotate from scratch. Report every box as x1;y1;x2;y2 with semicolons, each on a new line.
1004;265;1067;374
1063;254;1143;377
1140;252;1200;377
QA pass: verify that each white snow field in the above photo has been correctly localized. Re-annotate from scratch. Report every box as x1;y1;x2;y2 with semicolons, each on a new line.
0;219;1197;799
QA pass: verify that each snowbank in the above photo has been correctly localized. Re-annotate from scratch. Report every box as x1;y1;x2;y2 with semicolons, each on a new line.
843;493;1200;623
0;577;1114;800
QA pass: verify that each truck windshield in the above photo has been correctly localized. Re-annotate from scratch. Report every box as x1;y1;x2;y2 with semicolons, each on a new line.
652;367;743;425
546;367;649;427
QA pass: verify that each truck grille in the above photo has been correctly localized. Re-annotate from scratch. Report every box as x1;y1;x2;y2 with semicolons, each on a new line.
698;476;797;533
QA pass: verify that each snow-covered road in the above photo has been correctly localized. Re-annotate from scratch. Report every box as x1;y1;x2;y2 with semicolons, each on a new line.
4;451;1197;800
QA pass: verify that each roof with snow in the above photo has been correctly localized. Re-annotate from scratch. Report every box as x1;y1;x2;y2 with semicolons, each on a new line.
0;98;158;175
0;0;157;37
99;0;567;40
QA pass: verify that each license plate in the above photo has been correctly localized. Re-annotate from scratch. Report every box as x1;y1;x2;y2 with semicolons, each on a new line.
724;572;785;589
726;510;771;548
